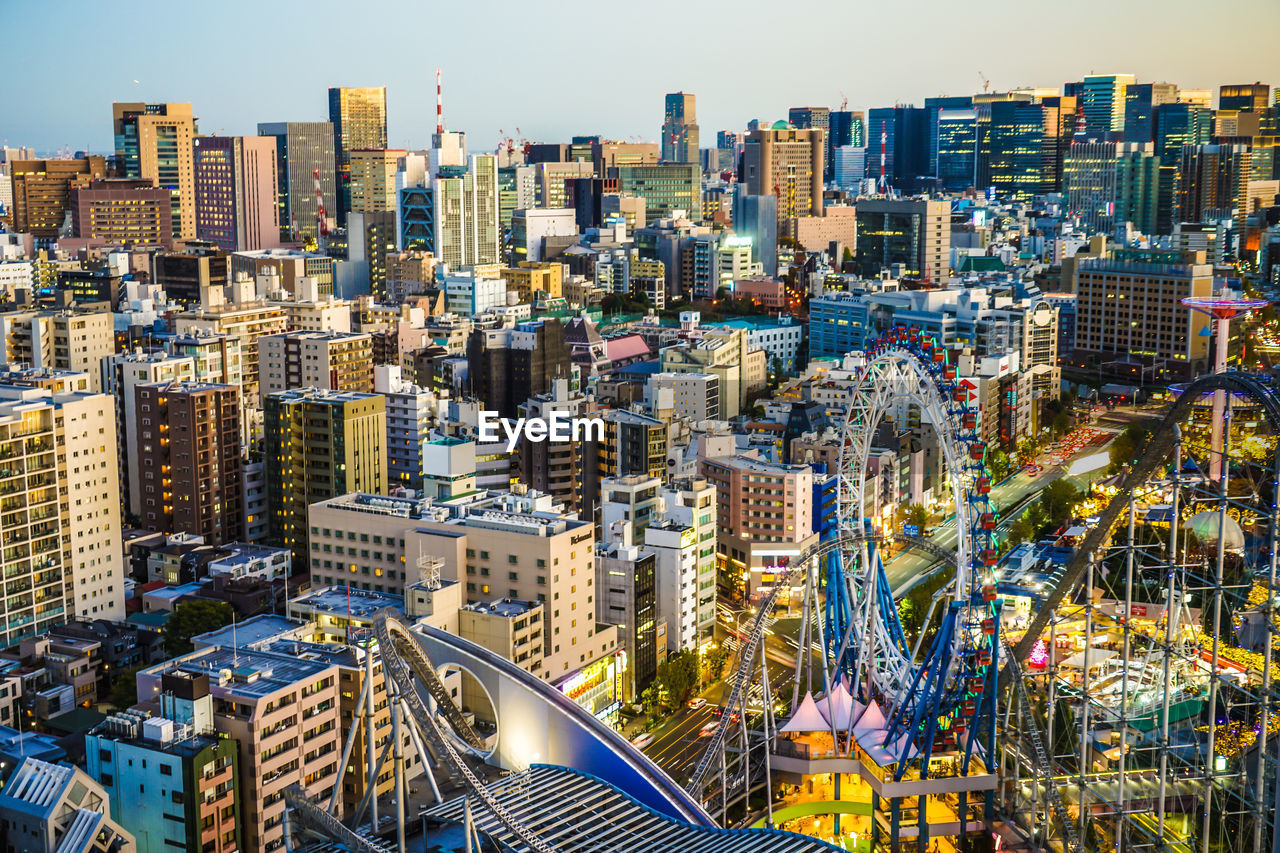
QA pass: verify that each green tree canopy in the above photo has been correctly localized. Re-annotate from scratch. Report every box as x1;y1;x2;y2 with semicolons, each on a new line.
163;600;235;656
903;503;930;536
651;650;701;710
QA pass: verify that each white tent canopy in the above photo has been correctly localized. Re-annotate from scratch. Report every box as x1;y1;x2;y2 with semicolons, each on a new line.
780;692;831;733
817;681;856;730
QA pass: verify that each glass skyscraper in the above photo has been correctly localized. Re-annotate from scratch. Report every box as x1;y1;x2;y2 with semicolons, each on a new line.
936;110;978;191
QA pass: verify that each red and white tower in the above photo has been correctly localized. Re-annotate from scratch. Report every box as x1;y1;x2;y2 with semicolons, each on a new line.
1181;294;1269;480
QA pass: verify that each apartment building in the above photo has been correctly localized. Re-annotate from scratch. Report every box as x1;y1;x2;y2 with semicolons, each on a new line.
1;310;114;392
137;647;341;852
172;299;288;405
257;330;374;403
700;456;817;600
0;385;124;628
134;382;244;545
264;389;387;561
87;671;241;853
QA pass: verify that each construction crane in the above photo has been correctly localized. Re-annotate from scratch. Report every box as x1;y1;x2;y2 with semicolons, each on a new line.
313;168;329;254
516;126;531;157
839;90;848;111
978;70;990;93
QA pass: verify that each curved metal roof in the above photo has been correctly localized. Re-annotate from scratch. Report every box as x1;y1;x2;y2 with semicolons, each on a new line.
422;764;845;853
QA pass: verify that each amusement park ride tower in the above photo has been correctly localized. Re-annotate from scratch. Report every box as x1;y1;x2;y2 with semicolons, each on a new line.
1181;295;1269;480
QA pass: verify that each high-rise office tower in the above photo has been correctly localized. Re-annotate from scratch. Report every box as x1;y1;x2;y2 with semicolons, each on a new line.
9;157;107;238
827;110;865;178
398;153;500;267
742;125;824;235
987;97;1076;200
256;121;338;241
925;96;973;176
1080;74;1136;137
731;183;778;277
328;86;388;224
1154;102;1212;233
1220;83;1270;112
0;384;124;634
864;107;932;193
1177;143;1254;232
789;107;831;136
112;102;198;239
1063;141;1160;234
854;198;951;283
264;388;387;561
613;163;701;225
1123;83;1178;142
662;93;699;163
192;135;280;251
935;110;979;191
349;148;406;214
135;381;245;545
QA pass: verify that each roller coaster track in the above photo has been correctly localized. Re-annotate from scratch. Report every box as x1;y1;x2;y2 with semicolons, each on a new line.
688;532;868;792
284;785;396;853
1007;371;1280;672
372;610;555;853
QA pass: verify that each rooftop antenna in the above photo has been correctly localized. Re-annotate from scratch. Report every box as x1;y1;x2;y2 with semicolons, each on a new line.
436;68;444;135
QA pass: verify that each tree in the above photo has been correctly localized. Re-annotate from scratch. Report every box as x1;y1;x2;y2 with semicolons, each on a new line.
1050;410;1071;437
903;503;930;536
704;645;729;683
652;650;700;710
1108;424;1152;473
108;667;141;709
163;600;235;656
988;449;1012;482
1039;480;1081;527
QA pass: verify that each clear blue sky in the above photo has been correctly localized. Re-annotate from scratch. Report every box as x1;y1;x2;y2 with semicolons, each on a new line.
2;0;1277;155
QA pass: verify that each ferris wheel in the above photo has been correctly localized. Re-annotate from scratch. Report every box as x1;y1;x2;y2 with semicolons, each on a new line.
830;327;1002;775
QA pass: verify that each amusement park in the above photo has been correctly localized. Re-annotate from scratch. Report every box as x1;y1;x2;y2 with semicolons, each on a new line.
279;302;1280;853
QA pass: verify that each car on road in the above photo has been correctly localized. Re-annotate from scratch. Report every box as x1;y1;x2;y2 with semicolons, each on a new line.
688;697;708;710
699;721;719;737
630;733;655;749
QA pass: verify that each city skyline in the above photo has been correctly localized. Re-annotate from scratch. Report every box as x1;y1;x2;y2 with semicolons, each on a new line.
2;0;1277;153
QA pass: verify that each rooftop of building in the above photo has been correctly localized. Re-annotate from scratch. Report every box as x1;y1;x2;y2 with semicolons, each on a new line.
232;248;329;260
263;328;369;341
462;597;540;618
702;454;814;476
155;645;337;699
266;387;382;404
190;614;303;651
207;543;291;567
290;585;405;620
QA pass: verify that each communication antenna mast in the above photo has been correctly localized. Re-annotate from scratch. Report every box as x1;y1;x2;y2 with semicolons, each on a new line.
436;68;444;134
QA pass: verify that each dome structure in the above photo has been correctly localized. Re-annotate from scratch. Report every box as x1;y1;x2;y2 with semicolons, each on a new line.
1183;510;1245;552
